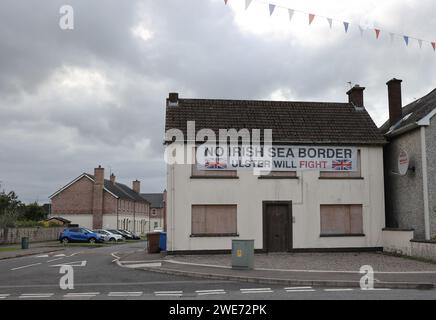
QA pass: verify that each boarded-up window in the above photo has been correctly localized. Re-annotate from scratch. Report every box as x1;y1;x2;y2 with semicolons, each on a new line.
320;150;362;178
192;205;237;236
320;205;363;236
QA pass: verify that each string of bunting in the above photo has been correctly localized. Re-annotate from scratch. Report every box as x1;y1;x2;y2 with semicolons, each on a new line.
224;0;436;52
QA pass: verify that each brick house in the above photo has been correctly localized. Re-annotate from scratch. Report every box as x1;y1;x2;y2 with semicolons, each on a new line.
49;166;151;233
165;86;387;254
141;193;166;231
381;79;436;240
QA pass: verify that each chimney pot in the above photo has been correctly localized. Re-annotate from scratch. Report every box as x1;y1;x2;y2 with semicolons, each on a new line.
110;173;116;185
346;85;366;108
387;78;403;126
168;92;179;107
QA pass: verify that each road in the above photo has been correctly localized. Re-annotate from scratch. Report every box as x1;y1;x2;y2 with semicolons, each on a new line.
0;242;435;300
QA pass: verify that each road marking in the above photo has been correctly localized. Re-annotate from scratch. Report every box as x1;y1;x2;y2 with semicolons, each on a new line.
285;287;313;290
108;292;143;297
19;293;54;299
54;254;66;257
241;288;273;294
362;288;392;291
50;260;87;267
0;294;10;299
35;255;49;258
64;292;99;298
286;289;316;293
11;263;42;271
155;291;183;297
196;289;226;296
324;288;354;292
47;258;64;263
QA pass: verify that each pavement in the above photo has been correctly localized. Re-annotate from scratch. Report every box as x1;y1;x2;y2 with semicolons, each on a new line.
116;251;436;290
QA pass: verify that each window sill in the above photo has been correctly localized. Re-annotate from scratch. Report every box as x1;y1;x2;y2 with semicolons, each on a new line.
258;176;299;180
318;177;364;180
190;234;239;238
190;176;239;180
320;234;365;238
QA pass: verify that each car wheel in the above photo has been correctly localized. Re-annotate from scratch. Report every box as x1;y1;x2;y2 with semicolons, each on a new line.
109;238;115;242
88;238;96;244
61;237;69;244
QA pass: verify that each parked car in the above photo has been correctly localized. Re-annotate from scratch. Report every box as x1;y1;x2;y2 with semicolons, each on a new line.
59;228;103;244
122;230;141;240
94;229;124;242
107;229;128;240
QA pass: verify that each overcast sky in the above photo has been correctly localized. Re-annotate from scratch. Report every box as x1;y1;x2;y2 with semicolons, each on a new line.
1;0;435;203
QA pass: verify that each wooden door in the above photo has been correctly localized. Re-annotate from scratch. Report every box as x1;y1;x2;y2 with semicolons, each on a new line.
263;202;292;252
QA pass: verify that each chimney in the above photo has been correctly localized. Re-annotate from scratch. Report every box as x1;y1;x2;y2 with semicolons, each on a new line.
346;85;366;108
132;180;140;193
92;165;104;229
168;92;179;107
94;165;104;185
110;173;116;185
387;78;403;126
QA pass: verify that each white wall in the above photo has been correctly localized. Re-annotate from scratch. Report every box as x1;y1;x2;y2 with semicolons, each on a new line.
167;146;386;251
57;214;93;229
382;230;414;256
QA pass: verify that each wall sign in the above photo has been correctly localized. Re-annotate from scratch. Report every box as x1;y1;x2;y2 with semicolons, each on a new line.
398;150;409;176
196;145;358;172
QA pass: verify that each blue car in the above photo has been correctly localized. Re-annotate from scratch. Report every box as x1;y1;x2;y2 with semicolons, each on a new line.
59;227;104;244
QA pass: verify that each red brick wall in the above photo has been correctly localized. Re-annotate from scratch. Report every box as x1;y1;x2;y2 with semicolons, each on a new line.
103;192;117;214
51;176;93;215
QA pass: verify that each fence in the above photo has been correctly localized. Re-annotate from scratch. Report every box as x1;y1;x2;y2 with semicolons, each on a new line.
0;227;64;245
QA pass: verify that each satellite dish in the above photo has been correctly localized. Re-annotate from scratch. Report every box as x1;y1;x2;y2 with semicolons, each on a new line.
398;150;409;176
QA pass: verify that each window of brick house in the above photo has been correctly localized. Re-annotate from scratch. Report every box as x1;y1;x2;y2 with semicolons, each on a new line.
320;205;363;236
320;150;362;179
191;205;237;237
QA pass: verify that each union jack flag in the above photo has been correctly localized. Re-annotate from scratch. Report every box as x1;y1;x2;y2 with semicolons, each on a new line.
332;159;353;171
205;159;227;169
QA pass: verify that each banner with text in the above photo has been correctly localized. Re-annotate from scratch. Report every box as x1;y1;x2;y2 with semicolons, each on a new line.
196;145;358;172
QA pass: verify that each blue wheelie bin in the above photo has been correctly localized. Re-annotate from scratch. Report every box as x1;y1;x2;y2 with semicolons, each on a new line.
159;232;167;252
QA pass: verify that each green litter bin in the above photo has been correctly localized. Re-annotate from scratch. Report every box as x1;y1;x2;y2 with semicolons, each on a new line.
232;240;254;270
21;237;29;250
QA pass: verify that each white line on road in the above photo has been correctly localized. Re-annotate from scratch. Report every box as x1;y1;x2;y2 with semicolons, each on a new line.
285;287;313;290
19;293;54;299
155;291;183;297
64;292;99;298
11;263;42;271
362;288;392;291
35;255;49;258
324;288;354;292
108;292;143;297
0;294;10;299
286;289;316;293
47;258;64;263
54;254;66;257
196;289;226;296
241;288;273;294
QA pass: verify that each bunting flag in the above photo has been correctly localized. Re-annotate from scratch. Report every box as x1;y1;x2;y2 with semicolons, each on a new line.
269;4;275;16
228;1;435;53
309;14;315;25
375;29;381;39
288;9;294;22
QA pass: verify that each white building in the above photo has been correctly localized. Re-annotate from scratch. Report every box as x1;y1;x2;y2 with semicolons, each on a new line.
165;87;387;253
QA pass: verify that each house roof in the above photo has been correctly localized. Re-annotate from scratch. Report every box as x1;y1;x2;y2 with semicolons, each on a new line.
165;98;386;145
49;173;149;203
46;217;71;223
380;88;436;136
140;193;164;208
